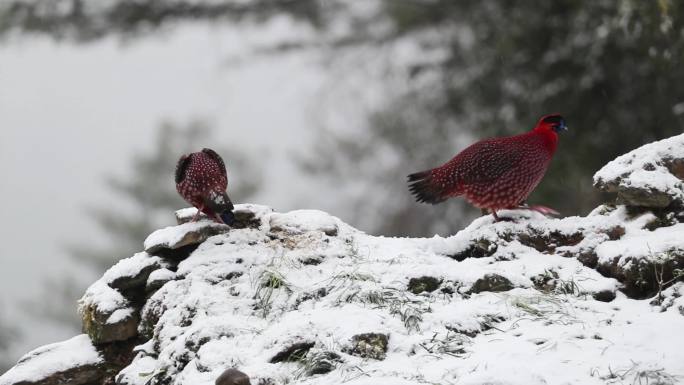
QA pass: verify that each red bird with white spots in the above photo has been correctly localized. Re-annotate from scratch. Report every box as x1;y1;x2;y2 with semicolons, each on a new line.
408;114;567;221
175;148;235;225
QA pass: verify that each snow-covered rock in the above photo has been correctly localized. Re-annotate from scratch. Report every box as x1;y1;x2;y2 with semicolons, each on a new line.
594;133;684;207
3;137;684;385
144;221;231;255
0;335;104;385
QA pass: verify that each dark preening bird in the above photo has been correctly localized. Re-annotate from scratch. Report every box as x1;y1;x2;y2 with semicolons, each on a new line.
176;148;236;225
408;114;568;221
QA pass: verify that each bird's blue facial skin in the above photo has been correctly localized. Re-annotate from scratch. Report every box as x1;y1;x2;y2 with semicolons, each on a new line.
553;119;568;133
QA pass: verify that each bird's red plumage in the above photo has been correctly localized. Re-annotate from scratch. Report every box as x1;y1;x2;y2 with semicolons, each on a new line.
175;149;234;223
408;115;563;215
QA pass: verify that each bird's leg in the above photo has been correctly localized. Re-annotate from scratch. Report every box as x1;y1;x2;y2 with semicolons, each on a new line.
484;208;503;222
191;207;203;222
213;214;226;225
516;202;560;216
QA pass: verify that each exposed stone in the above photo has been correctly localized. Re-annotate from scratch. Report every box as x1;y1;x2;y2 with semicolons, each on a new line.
597;252;684;299
138;288;168;340
79;282;139;345
447;239;497;261
514;230;584;253
531;271;559;293
105;254;164;293
269;342;315;363
299;255;324;265
576;251;599;268
82;305;139;345
144;222;230;255
616;186;676;208
304;351;342;376
446;314;507;338
232;206;266;230
604;225;626;240
343;333;389;360
592;290;617;302
153;243;200;262
215;368;251;385
468;274;515;294
666;158;684;180
408;276;441;294
593;134;684;208
145;268;176;294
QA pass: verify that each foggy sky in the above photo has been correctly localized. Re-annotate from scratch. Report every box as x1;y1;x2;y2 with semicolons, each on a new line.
0;22;325;361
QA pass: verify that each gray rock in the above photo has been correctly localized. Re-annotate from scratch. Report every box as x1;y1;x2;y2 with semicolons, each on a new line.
304;351;342;376
79;281;139;344
81;305;139;345
592;290;617;302
269;341;314;363
215;369;251;385
468;274;515;294
447;239;497;261
145;268;176;294
593;135;684;208
408;276;441;294
597;251;684;299
615;185;675;208
144;222;230;255
104;253;164;292
343;333;389;360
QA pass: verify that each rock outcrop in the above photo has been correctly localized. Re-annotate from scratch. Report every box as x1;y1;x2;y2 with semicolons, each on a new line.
594;133;684;208
2;135;683;385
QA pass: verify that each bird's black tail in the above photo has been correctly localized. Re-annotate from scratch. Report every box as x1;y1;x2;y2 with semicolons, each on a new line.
407;170;449;204
205;191;236;225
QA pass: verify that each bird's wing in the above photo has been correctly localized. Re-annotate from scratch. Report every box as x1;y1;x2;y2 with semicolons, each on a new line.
450;136;527;185
175;155;190;184
201;148;227;176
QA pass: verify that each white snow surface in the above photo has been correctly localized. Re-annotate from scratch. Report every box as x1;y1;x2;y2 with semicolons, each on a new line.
79;280;130;314
102;252;162;284
593;133;684;201
143;221;229;251
147;268;177;286
103;205;682;385
597;222;684;265
0;335;102;385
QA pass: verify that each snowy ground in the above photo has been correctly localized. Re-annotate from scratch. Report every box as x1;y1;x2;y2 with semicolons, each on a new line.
107;206;684;384
2;134;684;385
2;203;682;385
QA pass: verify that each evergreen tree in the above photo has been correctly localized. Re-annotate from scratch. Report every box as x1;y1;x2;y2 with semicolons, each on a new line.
303;1;684;235
3;1;682;233
0;307;18;372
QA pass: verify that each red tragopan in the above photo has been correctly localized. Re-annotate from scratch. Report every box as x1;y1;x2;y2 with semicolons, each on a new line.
408;114;567;221
175;148;235;224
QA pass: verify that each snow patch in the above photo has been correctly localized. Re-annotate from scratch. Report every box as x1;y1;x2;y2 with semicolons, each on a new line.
0;335;102;385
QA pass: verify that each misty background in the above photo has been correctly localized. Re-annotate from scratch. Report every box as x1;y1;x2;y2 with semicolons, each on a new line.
1;0;683;371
